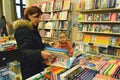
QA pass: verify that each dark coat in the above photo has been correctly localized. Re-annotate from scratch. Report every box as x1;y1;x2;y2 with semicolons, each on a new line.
13;20;49;79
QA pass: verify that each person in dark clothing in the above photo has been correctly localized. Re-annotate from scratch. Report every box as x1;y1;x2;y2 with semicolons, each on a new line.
0;16;8;36
13;6;52;79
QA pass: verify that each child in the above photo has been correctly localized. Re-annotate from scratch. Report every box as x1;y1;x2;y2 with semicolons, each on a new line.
55;31;73;57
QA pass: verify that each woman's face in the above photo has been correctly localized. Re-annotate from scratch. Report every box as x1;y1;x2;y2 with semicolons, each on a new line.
59;33;67;44
28;13;41;26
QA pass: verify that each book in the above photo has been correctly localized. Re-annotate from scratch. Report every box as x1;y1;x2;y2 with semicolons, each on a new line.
112;25;120;33
115;0;120;8
110;36;117;46
54;0;63;10
95;35;110;45
100;0;107;9
41;2;47;12
94;0;101;9
60;65;81;80
44;47;76;68
59;11;68;20
82;34;91;43
110;13;117;21
62;0;71;10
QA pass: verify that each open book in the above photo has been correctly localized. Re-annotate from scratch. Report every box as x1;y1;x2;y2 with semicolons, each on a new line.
44;47;76;68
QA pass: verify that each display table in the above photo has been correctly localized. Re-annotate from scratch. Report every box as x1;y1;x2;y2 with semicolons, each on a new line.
0;49;20;67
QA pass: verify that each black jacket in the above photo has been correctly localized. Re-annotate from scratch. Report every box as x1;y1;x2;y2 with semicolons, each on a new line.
13;20;49;79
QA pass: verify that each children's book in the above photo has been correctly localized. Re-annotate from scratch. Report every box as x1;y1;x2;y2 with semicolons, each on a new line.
44;47;76;68
110;13;117;21
59;11;68;20
115;0;120;8
110;36;117;46
41;2;47;12
63;0;71;10
94;0;101;9
116;37;120;46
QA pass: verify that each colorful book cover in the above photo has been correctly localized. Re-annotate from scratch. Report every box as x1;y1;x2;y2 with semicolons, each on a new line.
95;35;110;45
110;13;117;21
115;0;120;8
54;0;63;10
63;0;71;10
110;0;116;8
78;14;83;22
108;47;117;56
41;2;47;12
59;11;68;20
101;13;110;21
82;24;88;31
110;36;117;46
100;0;107;9
82;34;91;43
78;24;83;31
98;47;108;54
94;0;101;9
117;13;120;21
44;47;75;68
112;25;120;33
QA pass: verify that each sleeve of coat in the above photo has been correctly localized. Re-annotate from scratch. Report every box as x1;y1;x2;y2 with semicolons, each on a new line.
14;28;44;63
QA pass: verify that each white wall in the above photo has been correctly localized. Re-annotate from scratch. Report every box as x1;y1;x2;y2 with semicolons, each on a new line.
2;0;16;23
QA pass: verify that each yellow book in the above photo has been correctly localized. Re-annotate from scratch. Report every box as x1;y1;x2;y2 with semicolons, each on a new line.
82;34;91;43
95;35;110;45
63;0;71;10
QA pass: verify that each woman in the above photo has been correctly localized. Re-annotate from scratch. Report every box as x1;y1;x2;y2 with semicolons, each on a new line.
13;6;52;79
0;16;8;36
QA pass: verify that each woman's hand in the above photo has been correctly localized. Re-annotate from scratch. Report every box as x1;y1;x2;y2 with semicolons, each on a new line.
49;42;55;47
41;51;52;60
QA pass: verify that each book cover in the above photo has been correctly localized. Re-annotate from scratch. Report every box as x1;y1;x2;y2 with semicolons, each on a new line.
82;34;91;43
117;13;120;21
40;2;47;12
98;47;108;54
82;24;88;31
78;24;83;31
94;0;101;9
115;0;120;8
116;37;120;46
110;13;117;21
110;36;117;46
112;25;120;33
95;35;110;45
54;0;63;10
63;0;71;10
110;0;116;8
101;13;110;21
44;47;75;68
100;0;107;9
59;11;68;20
94;14;101;21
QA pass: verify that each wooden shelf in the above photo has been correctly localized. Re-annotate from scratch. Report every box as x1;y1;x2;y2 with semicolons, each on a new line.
77;8;120;13
78;31;120;35
79;21;120;24
43;9;70;13
40;19;68;21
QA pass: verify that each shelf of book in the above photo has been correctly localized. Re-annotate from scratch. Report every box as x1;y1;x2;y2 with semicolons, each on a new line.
79;21;120;24
76;0;120;58
38;0;72;41
78;31;120;36
43;9;71;13
77;8;120;13
40;19;68;21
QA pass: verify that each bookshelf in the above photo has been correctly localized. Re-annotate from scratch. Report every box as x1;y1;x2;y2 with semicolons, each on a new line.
38;0;72;41
76;1;120;58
